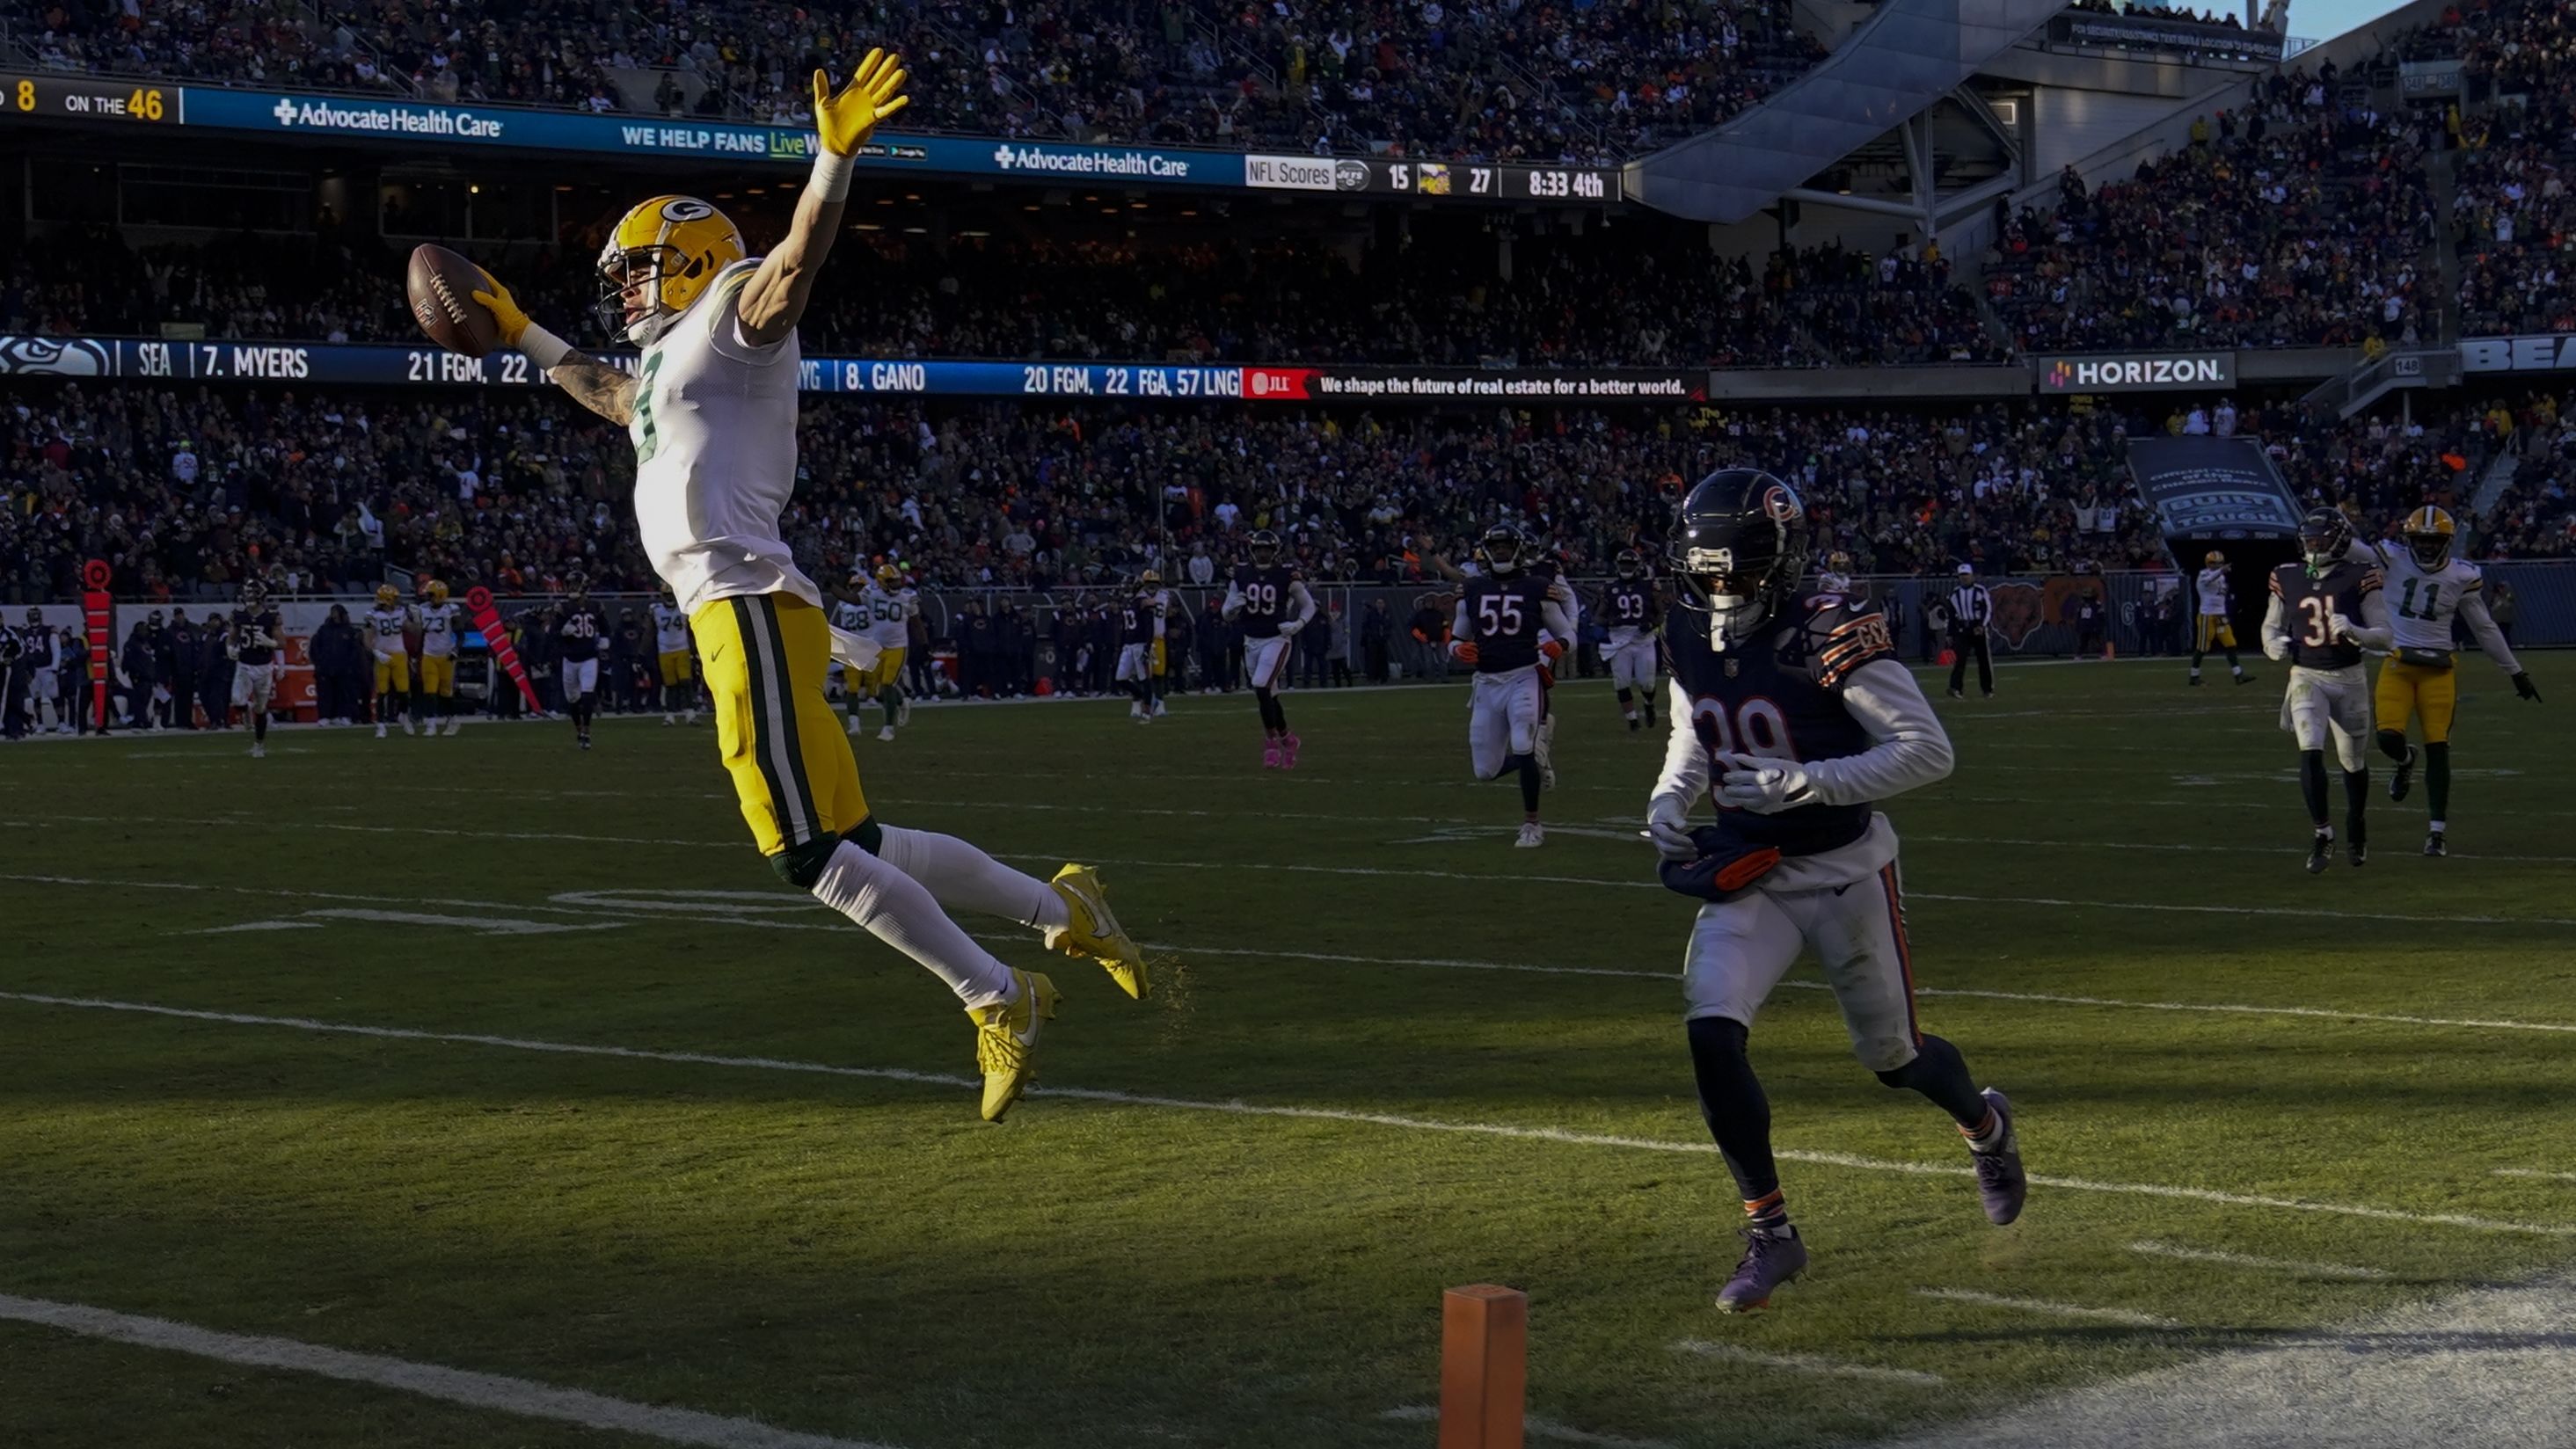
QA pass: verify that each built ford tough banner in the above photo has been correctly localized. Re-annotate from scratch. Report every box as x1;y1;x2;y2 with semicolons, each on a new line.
0;72;1618;206
2125;436;2304;541
0;336;1701;404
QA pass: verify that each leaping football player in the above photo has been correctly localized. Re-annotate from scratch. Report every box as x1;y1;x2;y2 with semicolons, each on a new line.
227;579;284;759
2192;549;2255;687
464;51;1147;1119
1455;524;1572;848
2342;506;2541;856
1646;469;2024;1314
1600;549;1662;734
417;579;463;736
2261;509;2389;873
653;583;699;726
364;584;415;739
1225;529;1317;768
1117;570;1168;724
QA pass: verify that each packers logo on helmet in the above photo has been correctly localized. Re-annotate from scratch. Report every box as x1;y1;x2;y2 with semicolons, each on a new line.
376;584;400;608
421;579;449;605
2403;505;2457;569
2204;550;2226;567
875;563;903;587
595;193;747;345
1139;568;1162;586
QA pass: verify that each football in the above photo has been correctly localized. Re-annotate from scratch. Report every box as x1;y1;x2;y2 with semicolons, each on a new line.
405;243;502;358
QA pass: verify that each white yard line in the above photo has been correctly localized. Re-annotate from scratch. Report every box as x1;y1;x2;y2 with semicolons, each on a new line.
1671;1341;1947;1387
2123;1241;2390;1280
17;872;2576;1040
1911;1289;2181;1329
2493;1169;2576;1183
0;1292;903;1449
1378;1404;1676;1448
4;991;2571;1238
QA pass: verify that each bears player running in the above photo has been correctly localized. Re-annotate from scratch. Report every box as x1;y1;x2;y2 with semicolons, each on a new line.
1116;570;1168;724
653;584;699;727
557;572;608;750
1225;529;1317;768
2261;509;2390;873
417;579;463;736
1454;524;1573;848
227;579;284;759
1646;469;2023;1314
1600;550;1662;734
464;51;1147;1120
364;584;415;739
2342;506;2541;856
2192;550;2255;686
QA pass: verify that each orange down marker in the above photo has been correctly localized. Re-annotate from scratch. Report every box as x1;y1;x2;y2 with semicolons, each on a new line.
1438;1285;1527;1449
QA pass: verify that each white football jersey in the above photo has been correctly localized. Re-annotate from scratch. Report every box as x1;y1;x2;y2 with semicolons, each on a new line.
2368;543;2485;655
651;601;690;653
628;258;817;614
365;606;412;658
417;601;460;657
2196;567;2230;616
862;586;916;650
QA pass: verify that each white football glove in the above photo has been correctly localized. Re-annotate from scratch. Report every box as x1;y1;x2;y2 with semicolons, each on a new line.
1715;752;1816;814
1279;619;1304;637
1645;794;1698;860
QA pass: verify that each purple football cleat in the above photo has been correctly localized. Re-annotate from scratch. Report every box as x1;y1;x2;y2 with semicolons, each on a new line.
1971;1087;2027;1226
1715;1228;1808;1314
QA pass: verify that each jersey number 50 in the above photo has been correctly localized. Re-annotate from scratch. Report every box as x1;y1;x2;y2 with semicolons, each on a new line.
1691;695;1794;761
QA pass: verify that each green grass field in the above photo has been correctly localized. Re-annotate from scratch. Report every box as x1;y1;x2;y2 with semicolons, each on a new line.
4;660;2572;1449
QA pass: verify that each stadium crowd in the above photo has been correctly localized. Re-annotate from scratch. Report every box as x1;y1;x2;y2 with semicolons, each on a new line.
6;0;1826;160
6;379;2563;615
1984;62;2438;353
2;226;2004;369
2441;0;2576;339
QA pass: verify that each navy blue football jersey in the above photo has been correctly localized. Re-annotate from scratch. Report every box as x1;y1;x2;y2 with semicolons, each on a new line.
230;608;281;666
1233;564;1299;639
2269;559;2381;670
1463;572;1552;674
1666;594;1897;856
1603;579;1657;635
558;604;607;662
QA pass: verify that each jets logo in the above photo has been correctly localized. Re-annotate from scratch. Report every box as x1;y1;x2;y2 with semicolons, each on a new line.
660;198;717;222
1760;485;1800;523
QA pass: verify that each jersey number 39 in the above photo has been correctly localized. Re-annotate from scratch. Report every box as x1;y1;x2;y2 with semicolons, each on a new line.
1691;695;1794;761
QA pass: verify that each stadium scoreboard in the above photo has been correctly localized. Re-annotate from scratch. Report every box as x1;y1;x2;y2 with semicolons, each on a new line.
4;74;178;123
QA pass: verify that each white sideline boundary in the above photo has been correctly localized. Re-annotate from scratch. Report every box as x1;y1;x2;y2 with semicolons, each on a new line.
0;1292;901;1449
14;818;2576;931
4;990;2571;1238
14;871;2576;1041
1379;1404;1675;1448
1912;1289;2181;1329
2123;1241;2389;1280
1672;1341;1947;1387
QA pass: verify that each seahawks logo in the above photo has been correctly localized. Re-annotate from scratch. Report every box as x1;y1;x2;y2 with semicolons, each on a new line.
660;198;717;222
0;336;112;376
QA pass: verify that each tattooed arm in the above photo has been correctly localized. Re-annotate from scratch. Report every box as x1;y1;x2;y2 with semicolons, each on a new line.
551;353;639;426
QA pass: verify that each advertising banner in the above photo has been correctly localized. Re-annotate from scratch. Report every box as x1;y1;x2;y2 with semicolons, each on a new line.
2037;351;2236;394
2126;436;2304;539
1244;366;1703;403
2458;333;2576;374
2;73;1616;206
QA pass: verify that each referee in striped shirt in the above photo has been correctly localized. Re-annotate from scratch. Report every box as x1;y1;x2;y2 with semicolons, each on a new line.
1945;563;1995;699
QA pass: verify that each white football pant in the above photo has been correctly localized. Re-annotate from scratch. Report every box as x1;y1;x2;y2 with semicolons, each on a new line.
1467;666;1543;780
1682;861;1922;1074
2280;663;2369;772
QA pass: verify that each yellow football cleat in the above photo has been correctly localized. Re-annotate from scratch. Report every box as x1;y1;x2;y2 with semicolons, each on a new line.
1047;863;1148;1000
969;969;1059;1123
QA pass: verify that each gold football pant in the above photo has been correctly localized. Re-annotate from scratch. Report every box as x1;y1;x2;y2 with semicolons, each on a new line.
2375;658;2458;743
691;592;870;860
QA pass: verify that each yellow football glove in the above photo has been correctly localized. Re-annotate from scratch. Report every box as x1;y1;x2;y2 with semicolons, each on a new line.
1152;638;1167;676
813;50;909;157
471;270;531;347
